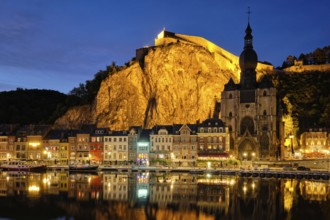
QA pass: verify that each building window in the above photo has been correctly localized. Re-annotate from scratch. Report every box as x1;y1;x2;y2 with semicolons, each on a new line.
263;90;267;96
229;93;232;99
229;112;232;118
240;116;254;135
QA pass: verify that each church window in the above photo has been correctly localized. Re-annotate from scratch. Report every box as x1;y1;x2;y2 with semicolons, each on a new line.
263;110;267;116
263;90;267;96
229;93;233;99
240;116;254;135
260;133;269;152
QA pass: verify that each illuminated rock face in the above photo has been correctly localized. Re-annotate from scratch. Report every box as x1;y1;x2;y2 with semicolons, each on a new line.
55;36;273;130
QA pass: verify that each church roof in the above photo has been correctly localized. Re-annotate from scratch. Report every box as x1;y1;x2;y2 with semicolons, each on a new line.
258;76;274;88
224;78;239;91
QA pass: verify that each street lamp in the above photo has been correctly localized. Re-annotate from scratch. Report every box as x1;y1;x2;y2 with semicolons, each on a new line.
289;134;294;157
243;152;247;160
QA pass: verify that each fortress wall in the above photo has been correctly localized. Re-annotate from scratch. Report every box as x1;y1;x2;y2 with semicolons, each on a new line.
284;64;330;72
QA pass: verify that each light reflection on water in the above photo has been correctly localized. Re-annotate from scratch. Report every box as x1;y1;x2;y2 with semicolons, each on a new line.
0;171;329;220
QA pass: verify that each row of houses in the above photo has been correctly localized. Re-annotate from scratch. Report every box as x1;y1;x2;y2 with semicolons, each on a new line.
0;118;230;167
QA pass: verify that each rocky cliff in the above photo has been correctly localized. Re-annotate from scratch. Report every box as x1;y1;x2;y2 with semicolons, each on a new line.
55;32;273;130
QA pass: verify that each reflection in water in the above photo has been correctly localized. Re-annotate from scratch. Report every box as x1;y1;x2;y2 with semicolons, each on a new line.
0;171;329;220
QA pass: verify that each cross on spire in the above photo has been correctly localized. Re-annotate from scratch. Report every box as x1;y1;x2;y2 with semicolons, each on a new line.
247;6;252;22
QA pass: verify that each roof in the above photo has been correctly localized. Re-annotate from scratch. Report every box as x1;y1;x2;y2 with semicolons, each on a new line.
138;129;152;142
172;124;198;134
199;118;225;127
107;130;128;136
16;124;51;136
224;78;239;91
45;129;81;139
151;125;173;135
91;128;108;136
0;124;19;135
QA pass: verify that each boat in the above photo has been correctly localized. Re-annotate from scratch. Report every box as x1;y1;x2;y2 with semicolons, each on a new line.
0;160;47;172
69;163;99;172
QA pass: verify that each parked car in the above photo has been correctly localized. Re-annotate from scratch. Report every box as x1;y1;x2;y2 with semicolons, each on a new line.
297;166;311;171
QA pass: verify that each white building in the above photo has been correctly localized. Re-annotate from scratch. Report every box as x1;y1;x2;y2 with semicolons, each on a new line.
104;131;128;165
150;126;173;165
103;173;128;201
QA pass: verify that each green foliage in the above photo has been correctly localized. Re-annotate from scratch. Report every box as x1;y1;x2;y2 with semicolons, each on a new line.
150;158;169;166
280;45;330;68
271;70;330;132
69;61;124;104
0;89;79;124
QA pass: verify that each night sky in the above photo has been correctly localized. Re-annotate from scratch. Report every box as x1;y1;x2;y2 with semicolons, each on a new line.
0;0;329;93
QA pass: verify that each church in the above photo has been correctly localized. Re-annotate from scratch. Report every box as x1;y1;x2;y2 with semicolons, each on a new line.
220;20;278;161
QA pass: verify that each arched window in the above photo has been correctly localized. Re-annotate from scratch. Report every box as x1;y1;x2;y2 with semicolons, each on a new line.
260;133;269;152
263;90;267;96
229;112;233;118
240;116;254;135
229;93;233;99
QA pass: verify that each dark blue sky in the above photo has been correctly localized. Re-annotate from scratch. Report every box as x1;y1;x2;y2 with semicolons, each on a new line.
1;0;329;93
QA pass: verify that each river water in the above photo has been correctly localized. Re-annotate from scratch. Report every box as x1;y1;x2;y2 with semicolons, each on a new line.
0;171;329;220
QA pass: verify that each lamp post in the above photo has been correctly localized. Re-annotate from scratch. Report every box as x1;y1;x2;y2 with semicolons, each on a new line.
251;152;256;165
243;152;247;161
289;134;294;158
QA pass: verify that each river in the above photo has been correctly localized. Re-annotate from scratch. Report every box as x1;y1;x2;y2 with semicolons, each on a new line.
0;171;329;220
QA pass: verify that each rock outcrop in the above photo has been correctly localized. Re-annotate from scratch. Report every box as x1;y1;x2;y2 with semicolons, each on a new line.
55;31;273;130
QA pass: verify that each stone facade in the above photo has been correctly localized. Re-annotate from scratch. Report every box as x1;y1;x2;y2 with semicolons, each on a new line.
220;22;278;161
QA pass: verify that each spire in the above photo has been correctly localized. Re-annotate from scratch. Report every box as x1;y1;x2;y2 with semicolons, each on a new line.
239;7;258;89
244;7;253;49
